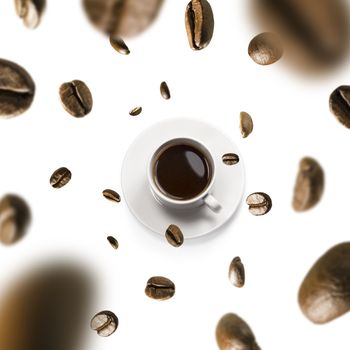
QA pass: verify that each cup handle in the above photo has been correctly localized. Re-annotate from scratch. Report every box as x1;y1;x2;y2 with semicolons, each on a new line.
203;194;222;213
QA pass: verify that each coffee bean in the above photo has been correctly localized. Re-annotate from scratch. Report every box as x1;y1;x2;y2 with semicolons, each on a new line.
216;313;261;350
185;0;214;50
229;257;245;288
0;194;31;245
0;59;35;118
248;32;283;65
292;157;324;212
222;153;239;166
240;112;254;138
160;81;171;100
165;224;184;247
103;189;121;203
246;192;272;216
145;276;175;300
59;80;93;118
50;167;72;189
129;106;142;116
299;242;350;324
109;36;130;55
329;85;350;128
107;236;119;249
90;310;118;337
15;0;46;29
83;0;164;38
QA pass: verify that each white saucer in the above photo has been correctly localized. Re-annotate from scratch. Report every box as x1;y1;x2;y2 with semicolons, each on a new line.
121;118;245;239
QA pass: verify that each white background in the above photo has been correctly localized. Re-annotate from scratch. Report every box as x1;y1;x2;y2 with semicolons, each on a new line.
0;0;350;349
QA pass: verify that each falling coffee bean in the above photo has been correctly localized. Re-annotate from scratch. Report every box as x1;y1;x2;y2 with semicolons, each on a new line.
0;59;35;118
185;0;214;50
240;112;254;138
0;194;31;245
109;36;130;55
160;81;171;100
222;153;239;166
329;85;350;128
216;313;261;350
59;80;93;118
299;242;350;324
50;167;72;189
15;0;46;29
107;236;119;249
248;32;283;65
246;192;272;216
229;257;245;288
129;106;142;116
292;157;324;212
90;310;118;337
165;224;184;247
145;276;175;300
102;189;121;203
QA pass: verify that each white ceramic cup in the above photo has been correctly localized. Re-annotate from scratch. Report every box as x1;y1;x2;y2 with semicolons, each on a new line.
147;138;222;212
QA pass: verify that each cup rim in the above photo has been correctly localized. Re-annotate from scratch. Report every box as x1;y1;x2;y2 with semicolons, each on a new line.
147;137;217;206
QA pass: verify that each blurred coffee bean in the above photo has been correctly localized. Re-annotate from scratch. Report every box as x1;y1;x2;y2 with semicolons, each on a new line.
252;0;350;72
240;112;254;138
185;0;214;50
248;32;283;65
0;263;92;350
246;192;272;216
109;36;130;55
15;0;46;29
299;242;350;324
160;81;171;100
292;157;324;211
329;85;350;128
222;153;239;166
0;59;35;118
0;194;30;245
165;224;184;247
107;236;119;249
145;276;175;300
59;80;93;117
229;257;245;288
50;167;72;189
90;310;118;337
216;313;261;350
102;189;121;202
129;106;142;116
83;0;164;38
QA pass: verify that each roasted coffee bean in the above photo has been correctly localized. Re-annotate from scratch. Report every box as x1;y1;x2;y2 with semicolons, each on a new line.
129;106;142;116
299;242;350;324
15;0;46;29
160;81;171;100
165;224;184;247
216;313;261;350
0;59;35;118
246;192;272;216
59;80;93;118
240;112;254;138
292;157;324;211
252;0;350;71
0;194;31;245
185;0;214;50
107;236;119;249
102;189;121;203
109;36;130;55
222;153;239;166
90;310;118;337
229;257;245;288
50;167;72;189
329;85;350;128
248;32;283;65
145;276;175;300
83;0;164;38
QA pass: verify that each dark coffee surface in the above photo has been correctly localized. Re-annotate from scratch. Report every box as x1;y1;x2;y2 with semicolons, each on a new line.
154;144;211;200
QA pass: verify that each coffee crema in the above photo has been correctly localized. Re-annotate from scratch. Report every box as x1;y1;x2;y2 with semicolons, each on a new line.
153;143;212;201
